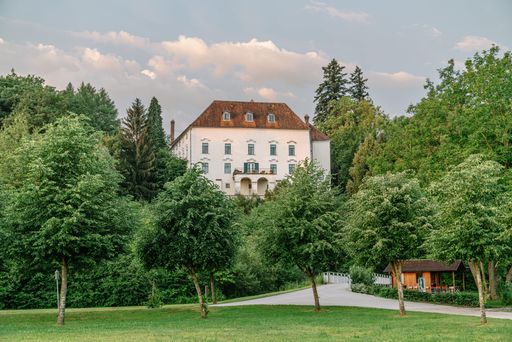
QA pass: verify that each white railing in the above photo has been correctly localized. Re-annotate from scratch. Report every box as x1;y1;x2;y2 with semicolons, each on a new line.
322;272;392;287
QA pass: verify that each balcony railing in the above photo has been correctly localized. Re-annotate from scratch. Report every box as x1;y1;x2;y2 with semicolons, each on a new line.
233;168;276;175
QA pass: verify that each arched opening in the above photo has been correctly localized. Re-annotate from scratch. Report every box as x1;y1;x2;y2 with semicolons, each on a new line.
257;178;268;196
240;178;252;196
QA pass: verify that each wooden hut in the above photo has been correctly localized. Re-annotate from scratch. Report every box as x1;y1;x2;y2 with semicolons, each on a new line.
383;260;466;292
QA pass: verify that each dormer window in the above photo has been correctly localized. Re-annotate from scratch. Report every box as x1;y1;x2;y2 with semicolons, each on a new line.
245;112;254;122
222;111;231;121
267;113;276;123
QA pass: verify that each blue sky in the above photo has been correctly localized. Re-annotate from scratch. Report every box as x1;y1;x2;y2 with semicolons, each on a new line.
1;0;510;133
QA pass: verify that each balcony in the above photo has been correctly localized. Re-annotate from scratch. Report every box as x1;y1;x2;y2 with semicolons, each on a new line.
233;168;276;175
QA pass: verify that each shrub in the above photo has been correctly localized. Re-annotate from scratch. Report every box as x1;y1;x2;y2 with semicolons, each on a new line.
349;266;374;286
351;283;370;294
499;283;512;305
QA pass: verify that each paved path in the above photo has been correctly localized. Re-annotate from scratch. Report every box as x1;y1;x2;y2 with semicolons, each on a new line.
217;284;512;320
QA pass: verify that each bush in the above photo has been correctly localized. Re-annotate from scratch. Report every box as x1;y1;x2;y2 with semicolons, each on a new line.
349;266;374;286
499;283;512;305
351;283;370;294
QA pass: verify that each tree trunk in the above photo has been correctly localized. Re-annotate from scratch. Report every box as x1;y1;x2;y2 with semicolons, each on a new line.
210;273;217;305
190;269;208;319
480;261;488;298
307;270;321;312
57;256;68;325
506;266;512;284
469;260;487;324
391;261;406;316
488;261;497;300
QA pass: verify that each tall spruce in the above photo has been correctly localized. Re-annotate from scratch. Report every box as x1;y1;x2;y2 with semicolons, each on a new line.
313;58;348;124
349;66;369;101
147;97;167;149
120;98;156;200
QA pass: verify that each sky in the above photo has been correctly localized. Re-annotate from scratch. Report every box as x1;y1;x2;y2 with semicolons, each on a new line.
1;0;511;134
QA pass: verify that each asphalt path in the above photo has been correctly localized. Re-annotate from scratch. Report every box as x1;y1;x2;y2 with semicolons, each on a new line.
216;284;512;320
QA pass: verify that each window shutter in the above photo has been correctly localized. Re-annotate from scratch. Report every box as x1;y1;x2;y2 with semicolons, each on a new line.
244;162;248;173
255;163;259;172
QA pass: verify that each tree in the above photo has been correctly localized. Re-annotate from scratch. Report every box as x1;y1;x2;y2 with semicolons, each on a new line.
147;97;167;149
425;155;511;324
319;97;387;190
1;116;134;325
68;83;120;134
137;168;237;318
313;58;348;124
120;98;156;200
349;66;369;101
345;171;432;316
346;134;376;195
254;160;343;311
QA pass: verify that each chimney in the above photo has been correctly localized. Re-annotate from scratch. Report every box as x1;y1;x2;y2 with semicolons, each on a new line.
170;119;175;144
304;114;310;125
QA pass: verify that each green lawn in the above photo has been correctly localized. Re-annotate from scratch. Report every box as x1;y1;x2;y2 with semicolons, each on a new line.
1;304;510;341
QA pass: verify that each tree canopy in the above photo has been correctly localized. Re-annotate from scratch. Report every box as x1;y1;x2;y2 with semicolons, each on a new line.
314;58;348;125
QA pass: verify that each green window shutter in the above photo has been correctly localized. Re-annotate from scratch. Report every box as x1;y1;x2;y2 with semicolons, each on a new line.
255;163;259;172
244;162;248;173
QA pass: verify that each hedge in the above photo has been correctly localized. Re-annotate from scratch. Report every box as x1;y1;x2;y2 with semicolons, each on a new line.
351;283;480;307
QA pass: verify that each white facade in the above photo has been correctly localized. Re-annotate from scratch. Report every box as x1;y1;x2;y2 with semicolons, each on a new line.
171;101;330;196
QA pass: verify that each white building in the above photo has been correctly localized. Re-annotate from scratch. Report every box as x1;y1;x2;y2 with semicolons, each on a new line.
170;100;330;196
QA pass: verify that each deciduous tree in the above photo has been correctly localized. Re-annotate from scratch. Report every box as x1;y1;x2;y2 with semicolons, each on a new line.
345;171;432;316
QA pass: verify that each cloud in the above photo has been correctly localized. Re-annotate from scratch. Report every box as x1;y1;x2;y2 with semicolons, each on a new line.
0;37;4;44
159;35;327;85
141;69;156;79
244;87;296;101
374;71;425;83
75;30;149;48
304;1;370;24
176;75;207;89
454;35;497;52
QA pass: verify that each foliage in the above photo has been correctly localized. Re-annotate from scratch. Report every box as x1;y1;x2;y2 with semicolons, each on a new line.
318;97;387;190
147;97;167;149
348;66;369;101
345;171;433;270
349;266;374;286
120;98;157;200
313;58;348;124
254;160;343;310
137;167;238;317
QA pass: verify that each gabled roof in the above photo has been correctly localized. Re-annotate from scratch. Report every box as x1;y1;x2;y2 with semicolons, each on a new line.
309;123;329;141
190;100;310;130
383;260;465;273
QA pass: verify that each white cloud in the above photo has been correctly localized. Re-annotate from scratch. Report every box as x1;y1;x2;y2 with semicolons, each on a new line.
176;75;206;89
141;69;156;79
76;30;149;48
160;35;327;85
370;71;425;88
304;1;370;24
454;35;497;52
244;87;296;101
0;37;4;44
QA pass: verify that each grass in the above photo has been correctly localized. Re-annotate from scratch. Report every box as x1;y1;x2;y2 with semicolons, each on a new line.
1;304;511;341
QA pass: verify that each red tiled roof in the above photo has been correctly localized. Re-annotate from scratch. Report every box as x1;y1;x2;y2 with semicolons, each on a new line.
190;100;310;130
383;260;465;273
309;123;329;141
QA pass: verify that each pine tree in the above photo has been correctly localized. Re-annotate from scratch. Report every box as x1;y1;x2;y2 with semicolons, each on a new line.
147;97;166;149
313;58;348;125
349;66;369;101
120;98;156;200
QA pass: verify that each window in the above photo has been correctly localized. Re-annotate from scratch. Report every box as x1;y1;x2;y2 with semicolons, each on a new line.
202;142;209;154
202;162;209;174
267;113;276;122
225;183;231;189
288;164;296;174
245;112;254;121
270;144;277;156
244;162;259;173
248;143;255;155
270;164;277;175
222;111;231;121
224;143;231;155
288;144;295;156
224;163;231;174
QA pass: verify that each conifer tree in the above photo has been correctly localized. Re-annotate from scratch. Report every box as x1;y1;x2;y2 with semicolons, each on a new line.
147;97;166;149
313;58;348;124
120;98;156;200
349;66;370;101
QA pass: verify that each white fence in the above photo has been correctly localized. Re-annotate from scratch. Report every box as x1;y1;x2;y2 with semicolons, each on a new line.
322;272;392;287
